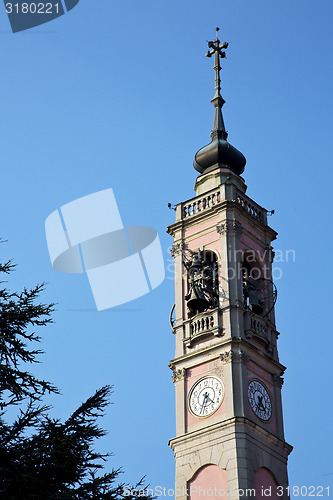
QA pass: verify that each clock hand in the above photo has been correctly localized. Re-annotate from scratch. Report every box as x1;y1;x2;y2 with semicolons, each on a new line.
257;395;265;411
200;392;208;414
206;395;215;405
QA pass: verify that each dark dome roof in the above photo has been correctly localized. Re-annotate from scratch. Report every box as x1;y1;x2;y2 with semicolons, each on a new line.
194;136;246;175
193;103;246;176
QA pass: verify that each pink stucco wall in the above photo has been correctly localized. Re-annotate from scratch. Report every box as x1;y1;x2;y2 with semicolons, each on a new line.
254;468;279;500
185;216;220;239
188;465;227;500
240;227;265;254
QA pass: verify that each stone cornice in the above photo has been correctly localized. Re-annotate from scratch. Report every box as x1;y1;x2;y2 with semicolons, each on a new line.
170;337;229;367
244;417;293;456
231;337;286;375
170;333;286;377
167;200;277;242
169;416;293;457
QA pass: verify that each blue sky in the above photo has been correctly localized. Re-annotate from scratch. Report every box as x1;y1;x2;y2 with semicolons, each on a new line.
0;0;332;495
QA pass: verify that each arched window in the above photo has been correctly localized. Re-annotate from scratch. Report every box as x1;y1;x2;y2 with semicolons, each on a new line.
242;252;265;316
187;464;227;500
241;252;277;319
254;467;279;500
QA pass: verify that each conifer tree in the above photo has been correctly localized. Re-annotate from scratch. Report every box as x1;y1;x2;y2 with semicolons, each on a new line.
0;257;154;500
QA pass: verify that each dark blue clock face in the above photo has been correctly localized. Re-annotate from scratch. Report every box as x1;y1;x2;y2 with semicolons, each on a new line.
248;380;272;421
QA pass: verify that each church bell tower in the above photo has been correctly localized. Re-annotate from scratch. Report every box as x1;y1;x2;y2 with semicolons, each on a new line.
167;28;292;499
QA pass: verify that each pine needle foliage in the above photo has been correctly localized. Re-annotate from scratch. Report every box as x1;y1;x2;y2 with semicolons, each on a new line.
0;256;154;500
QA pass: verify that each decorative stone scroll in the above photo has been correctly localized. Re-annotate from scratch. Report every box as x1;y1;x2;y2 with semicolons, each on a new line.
170;242;184;258
216;224;228;236
171;367;186;383
264;245;276;264
216;220;243;237
273;374;284;388
220;350;233;363
220;349;250;364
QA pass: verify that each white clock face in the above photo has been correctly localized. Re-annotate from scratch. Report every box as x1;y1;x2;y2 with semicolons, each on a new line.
188;376;224;418
248;380;272;421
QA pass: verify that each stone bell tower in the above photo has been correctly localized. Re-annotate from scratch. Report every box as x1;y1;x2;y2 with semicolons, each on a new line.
167;28;292;500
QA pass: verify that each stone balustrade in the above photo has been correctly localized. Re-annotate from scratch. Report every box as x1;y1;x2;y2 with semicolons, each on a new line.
249;315;268;337
184;308;222;348
191;314;215;335
234;190;264;223
182;190;221;219
178;185;267;225
244;310;277;357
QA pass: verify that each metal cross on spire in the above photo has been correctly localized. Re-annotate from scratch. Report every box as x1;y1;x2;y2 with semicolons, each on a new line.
206;27;228;104
206;27;229;139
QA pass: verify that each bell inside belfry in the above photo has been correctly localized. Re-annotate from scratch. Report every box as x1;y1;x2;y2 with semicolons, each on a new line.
186;289;208;313
185;251;218;316
247;287;264;316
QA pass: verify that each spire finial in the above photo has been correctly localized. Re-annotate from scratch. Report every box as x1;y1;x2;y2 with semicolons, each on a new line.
205;27;229;140
193;30;246;176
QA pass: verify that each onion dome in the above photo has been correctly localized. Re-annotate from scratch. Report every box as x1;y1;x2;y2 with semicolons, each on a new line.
194;28;246;176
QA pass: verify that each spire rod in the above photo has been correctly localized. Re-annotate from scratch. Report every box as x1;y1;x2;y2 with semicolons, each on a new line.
206;27;229;140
